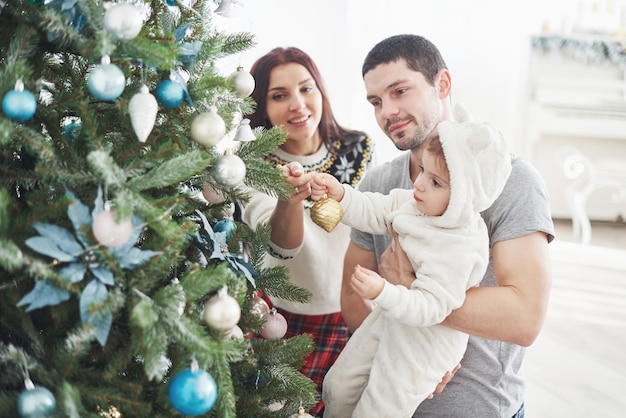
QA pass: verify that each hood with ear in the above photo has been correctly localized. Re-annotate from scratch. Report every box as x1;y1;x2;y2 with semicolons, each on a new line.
431;119;512;228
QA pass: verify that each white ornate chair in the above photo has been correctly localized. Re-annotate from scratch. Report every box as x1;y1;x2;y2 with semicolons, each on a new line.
560;147;626;245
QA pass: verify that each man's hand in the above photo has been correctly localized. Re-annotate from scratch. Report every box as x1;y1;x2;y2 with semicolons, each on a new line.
379;227;414;288
426;364;461;399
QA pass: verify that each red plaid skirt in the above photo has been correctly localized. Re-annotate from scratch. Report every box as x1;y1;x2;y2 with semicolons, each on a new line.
275;307;350;417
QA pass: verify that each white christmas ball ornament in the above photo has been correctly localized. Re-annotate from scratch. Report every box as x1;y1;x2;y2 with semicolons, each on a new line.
260;308;288;339
128;85;158;142
104;3;144;40
92;209;133;247
191;106;226;147
224;325;244;340
203;288;241;331
87;56;125;101
212;151;246;188
228;66;255;97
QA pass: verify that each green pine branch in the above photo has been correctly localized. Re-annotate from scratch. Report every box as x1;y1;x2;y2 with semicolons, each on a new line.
0;0;320;415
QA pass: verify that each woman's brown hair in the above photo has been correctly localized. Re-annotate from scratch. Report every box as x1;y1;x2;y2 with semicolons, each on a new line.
247;47;364;155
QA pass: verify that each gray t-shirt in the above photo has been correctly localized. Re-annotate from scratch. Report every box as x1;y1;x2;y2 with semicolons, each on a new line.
351;151;555;417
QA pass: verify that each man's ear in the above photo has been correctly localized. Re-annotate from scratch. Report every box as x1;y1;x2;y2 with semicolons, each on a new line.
436;69;452;98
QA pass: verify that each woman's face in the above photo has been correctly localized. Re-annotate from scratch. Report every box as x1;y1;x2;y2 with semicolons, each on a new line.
265;63;323;154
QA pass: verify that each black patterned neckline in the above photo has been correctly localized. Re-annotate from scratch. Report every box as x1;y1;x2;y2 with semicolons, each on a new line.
265;137;374;208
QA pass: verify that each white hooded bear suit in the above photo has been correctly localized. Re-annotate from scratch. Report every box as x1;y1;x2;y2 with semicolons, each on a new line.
322;119;512;418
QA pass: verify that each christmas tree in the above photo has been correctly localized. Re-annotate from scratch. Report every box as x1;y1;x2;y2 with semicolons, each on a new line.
0;0;319;416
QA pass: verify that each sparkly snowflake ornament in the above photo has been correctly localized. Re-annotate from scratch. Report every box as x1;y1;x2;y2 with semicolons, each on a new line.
192;210;258;287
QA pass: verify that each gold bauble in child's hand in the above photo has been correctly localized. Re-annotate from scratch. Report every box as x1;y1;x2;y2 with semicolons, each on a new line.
310;197;343;232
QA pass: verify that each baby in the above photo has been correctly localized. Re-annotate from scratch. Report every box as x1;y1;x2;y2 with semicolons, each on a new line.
310;119;512;418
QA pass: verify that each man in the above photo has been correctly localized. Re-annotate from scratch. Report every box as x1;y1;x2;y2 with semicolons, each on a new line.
342;34;554;417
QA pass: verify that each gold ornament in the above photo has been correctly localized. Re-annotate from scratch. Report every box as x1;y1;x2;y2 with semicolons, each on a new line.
98;404;122;417
290;406;314;417
310;197;343;232
248;296;270;317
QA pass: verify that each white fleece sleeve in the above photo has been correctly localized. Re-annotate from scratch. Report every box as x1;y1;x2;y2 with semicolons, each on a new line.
340;185;413;235
374;221;488;327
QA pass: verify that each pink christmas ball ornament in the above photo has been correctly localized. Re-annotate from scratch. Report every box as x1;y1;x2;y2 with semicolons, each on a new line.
260;308;288;339
201;183;225;204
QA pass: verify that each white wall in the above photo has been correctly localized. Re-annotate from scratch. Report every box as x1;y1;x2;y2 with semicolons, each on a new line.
214;0;623;163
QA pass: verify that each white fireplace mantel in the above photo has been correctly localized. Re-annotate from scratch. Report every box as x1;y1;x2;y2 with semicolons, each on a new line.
527;34;626;240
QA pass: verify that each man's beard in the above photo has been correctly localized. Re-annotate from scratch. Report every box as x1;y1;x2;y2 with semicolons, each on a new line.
390;117;437;151
385;93;441;151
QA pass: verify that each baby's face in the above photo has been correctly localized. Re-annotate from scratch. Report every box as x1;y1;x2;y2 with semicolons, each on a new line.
412;149;451;216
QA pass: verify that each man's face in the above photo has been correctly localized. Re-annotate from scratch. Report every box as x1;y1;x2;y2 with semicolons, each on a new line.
364;59;442;151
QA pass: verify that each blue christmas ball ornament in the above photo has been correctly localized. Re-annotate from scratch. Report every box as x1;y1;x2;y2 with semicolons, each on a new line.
156;79;184;108
168;368;217;416
17;386;56;418
213;219;236;240
87;60;126;101
2;89;37;122
62;121;81;141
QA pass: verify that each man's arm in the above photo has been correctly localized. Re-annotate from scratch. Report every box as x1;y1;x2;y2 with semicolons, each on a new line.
341;241;378;332
442;231;552;346
380;230;552;347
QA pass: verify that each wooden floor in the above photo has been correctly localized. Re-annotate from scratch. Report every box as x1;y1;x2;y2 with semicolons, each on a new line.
524;219;626;417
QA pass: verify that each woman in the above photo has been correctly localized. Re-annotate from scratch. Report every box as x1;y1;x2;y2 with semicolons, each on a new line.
242;47;374;415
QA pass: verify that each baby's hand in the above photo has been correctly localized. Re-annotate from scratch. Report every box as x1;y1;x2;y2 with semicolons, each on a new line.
310;172;328;201
310;172;344;202
351;264;385;300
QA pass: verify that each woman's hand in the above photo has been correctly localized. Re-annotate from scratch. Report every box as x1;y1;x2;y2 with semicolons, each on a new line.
269;161;313;249
279;162;313;202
